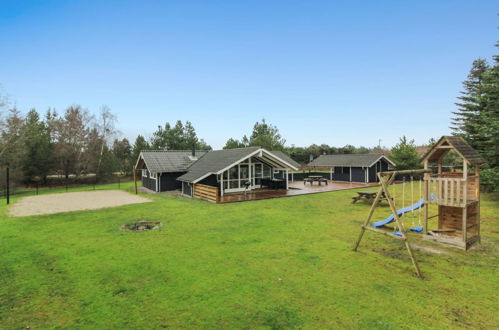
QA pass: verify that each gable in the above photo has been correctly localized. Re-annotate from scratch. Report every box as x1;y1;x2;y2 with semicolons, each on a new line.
421;136;486;165
177;147;299;183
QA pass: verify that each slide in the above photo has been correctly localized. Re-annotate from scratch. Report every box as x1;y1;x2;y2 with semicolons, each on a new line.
372;197;425;228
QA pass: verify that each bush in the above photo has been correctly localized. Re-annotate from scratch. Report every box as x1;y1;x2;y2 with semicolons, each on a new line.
480;167;499;192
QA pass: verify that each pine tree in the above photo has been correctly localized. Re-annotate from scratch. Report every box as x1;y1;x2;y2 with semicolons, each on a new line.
21;109;52;181
451;59;489;149
478;45;499;168
131;135;150;165
389;136;421;171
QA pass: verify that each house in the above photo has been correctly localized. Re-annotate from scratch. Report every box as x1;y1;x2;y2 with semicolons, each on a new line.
135;147;300;198
307;154;395;183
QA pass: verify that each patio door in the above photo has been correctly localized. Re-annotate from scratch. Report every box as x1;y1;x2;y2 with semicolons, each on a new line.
223;163;253;193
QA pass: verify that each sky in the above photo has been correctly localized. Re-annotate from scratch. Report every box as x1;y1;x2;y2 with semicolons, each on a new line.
0;0;497;149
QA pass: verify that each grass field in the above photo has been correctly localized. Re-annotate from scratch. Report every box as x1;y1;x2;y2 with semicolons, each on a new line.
0;181;498;328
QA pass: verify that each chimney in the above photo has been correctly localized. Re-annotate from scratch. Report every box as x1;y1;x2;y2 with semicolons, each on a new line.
192;144;196;157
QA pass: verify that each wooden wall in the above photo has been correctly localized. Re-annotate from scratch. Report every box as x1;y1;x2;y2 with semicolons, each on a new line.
193;184;219;203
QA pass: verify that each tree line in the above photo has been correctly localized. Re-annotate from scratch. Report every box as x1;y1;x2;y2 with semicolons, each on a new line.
0;100;213;186
222;119;379;163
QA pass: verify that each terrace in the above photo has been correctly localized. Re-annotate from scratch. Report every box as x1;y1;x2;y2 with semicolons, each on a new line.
219;179;377;203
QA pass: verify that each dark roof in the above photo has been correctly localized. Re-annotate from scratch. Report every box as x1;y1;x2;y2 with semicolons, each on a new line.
308;154;395;167
268;150;301;169
138;150;208;173
421;136;486;165
177;147;261;182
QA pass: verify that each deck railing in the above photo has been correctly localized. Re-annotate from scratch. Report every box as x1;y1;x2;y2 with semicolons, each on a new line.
426;175;477;207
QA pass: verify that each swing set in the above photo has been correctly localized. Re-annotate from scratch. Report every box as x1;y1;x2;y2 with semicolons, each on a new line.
352;136;485;278
352;169;430;278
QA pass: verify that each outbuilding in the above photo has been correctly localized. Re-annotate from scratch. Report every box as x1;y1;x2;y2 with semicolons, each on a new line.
307;154;395;183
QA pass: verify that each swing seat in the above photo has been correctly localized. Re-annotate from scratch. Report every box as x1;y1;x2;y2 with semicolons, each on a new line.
410;226;423;232
393;231;403;237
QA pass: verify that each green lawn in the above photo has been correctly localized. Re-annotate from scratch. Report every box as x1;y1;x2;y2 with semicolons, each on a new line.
0;182;498;328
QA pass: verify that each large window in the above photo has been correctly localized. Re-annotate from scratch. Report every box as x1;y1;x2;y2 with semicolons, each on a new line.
240;165;249;180
221;162;272;191
263;164;271;178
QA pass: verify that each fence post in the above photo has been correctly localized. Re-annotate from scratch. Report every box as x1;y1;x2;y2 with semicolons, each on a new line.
6;167;10;205
118;177;121;189
36;182;39;195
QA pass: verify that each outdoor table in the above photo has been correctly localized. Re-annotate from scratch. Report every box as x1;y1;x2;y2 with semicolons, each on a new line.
352;190;390;204
304;175;328;185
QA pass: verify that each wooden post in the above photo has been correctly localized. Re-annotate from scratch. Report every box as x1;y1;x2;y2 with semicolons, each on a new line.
353;172;396;251
462;160;468;244
381;174;423;278
6;166;10;205
423;160;429;235
475;165;480;244
133;166;138;194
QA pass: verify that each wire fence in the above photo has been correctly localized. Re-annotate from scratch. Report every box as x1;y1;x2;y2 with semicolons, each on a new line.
0;173;135;204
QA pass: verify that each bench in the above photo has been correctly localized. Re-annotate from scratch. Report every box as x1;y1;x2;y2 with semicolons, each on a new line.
352;190;391;205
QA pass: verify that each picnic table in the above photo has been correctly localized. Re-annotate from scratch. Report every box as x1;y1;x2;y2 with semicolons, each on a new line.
304;175;328;185
351;190;391;204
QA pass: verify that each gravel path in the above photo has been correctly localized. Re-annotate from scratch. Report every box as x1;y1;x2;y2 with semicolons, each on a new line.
8;190;151;217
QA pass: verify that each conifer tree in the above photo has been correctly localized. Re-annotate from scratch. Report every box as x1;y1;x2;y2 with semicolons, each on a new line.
450;59;489;149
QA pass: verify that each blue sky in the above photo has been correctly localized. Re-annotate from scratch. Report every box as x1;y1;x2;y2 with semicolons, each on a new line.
0;1;497;149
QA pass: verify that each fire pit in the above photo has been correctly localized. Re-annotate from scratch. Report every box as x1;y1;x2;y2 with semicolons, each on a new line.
121;221;163;232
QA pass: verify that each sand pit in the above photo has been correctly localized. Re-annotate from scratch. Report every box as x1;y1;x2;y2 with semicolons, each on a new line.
8;190;151;217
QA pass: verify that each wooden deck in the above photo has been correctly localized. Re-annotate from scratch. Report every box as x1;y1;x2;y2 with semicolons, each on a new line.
219;180;378;203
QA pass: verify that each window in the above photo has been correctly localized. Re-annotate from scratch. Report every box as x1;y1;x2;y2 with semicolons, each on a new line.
263;164;271;178
143;169;148;178
342;167;350;175
229;166;238;180
255;164;262;177
240;165;249;179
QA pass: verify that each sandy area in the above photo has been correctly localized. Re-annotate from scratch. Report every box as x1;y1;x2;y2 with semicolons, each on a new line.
8;190;151;217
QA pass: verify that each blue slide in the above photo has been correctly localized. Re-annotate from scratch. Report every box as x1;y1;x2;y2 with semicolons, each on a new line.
372;197;425;229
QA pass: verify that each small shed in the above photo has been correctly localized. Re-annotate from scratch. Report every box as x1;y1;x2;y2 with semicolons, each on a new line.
421;136;486;250
307;154;395;183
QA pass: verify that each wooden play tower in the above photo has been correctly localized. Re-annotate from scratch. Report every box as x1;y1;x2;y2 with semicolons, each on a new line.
421;136;486;250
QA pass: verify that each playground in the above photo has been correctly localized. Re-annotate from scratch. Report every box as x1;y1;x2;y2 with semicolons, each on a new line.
0;180;497;328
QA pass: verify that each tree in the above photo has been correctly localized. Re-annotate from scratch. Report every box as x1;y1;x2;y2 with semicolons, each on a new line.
0;108;25;166
285;145;308;164
112;138;132;174
52;105;92;178
131;135;150;166
224;119;286;151
20;109;52;181
223;138;246;149
247;119;286;150
339;145;356;154
150;120;211;150
451;59;489;148
478;48;499;168
389;136;421;170
96;105;117;177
